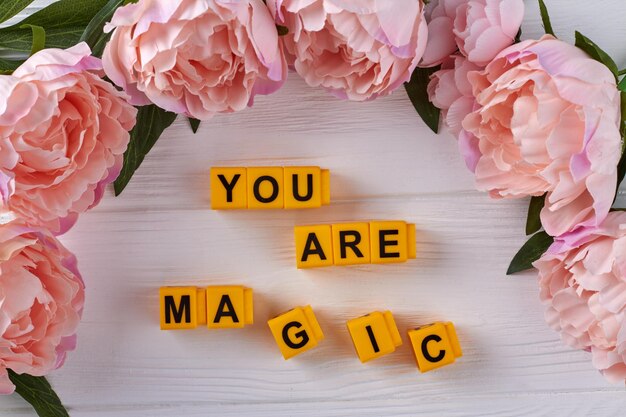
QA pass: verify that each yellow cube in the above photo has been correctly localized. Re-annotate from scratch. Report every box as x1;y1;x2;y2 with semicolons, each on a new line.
369;221;417;264
321;169;331;205
210;167;247;209
283;166;330;209
247;167;284;209
408;322;462;373
347;311;402;363
331;223;371;265
206;286;253;329
294;224;334;268
267;305;324;360
159;287;206;330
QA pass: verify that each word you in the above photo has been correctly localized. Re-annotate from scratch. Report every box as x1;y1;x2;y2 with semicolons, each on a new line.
210;166;330;209
159;286;462;373
295;221;417;268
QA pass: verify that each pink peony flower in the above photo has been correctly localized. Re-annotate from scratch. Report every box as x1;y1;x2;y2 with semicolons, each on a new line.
427;54;482;171
0;215;84;394
421;0;524;67
0;43;137;235
462;36;622;238
535;212;626;383
103;0;287;120
267;0;428;101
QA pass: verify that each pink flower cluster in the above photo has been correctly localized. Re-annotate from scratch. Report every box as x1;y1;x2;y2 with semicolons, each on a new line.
0;217;85;393
421;0;524;67
425;0;626;382
1;0;622;389
534;212;626;383
102;0;430;118
0;43;137;392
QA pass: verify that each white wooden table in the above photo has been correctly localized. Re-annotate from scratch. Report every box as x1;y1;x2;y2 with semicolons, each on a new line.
3;1;626;416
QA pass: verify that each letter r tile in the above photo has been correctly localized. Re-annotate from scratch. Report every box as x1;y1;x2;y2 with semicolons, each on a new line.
332;223;370;265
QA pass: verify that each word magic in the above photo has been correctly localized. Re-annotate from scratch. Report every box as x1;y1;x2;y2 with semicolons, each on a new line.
159;285;462;372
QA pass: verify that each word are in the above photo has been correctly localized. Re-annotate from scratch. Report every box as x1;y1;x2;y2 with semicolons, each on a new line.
294;221;417;268
210;166;330;210
159;287;462;373
159;286;253;330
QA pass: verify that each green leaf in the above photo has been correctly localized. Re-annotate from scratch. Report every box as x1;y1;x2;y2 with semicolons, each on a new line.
538;0;556;37
8;370;69;417
20;24;45;55
617;140;626;195
620;92;626;140
188;118;200;134
0;0;35;24
0;0;109;52
575;31;619;79
507;231;554;275
114;105;178;196
619;76;626;93
0;56;24;73
79;0;124;58
525;194;545;236
514;27;522;43
404;66;440;134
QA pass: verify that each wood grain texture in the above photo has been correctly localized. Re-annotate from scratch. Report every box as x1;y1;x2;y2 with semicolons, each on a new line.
3;1;626;416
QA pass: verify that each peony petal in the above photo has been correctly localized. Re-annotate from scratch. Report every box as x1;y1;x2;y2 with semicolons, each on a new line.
419;16;456;67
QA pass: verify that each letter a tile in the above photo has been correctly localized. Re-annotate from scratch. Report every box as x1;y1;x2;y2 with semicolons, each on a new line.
206;286;253;329
294;225;334;268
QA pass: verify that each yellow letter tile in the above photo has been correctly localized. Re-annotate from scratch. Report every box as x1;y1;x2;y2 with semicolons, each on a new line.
206;286;253;329
267;306;324;360
159;287;206;330
321;169;331;206
331;222;370;266
408;322;462;373
283;166;330;209
369;221;416;264
210;167;247;209
247;167;284;209
294;225;334;268
347;311;402;363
